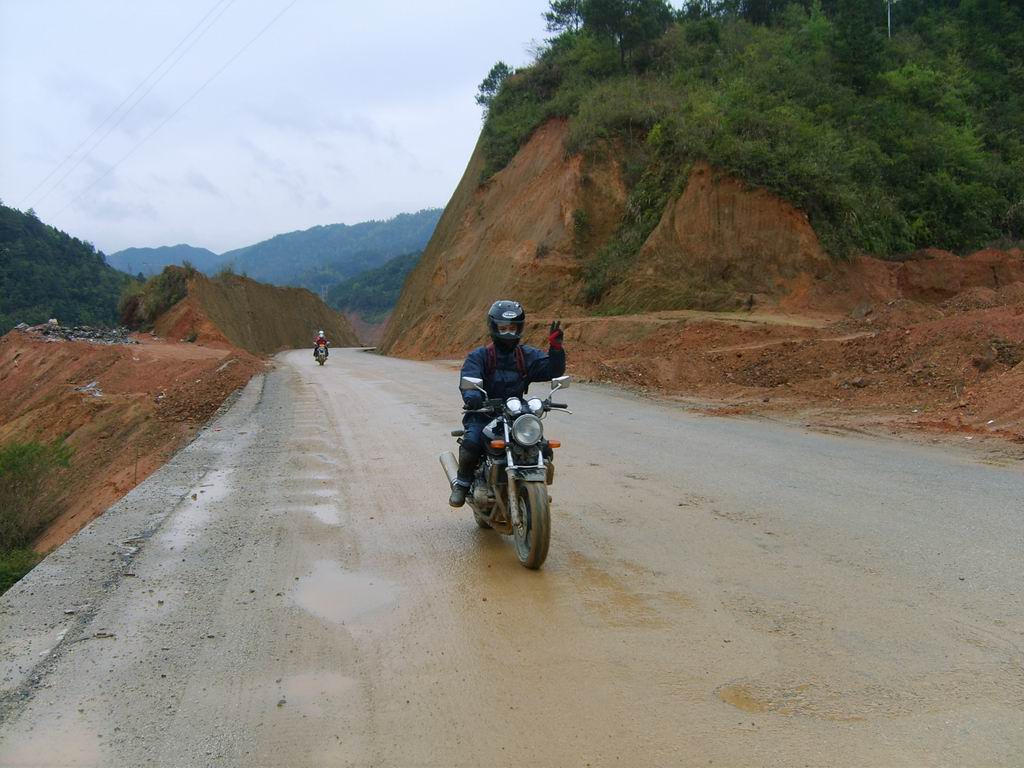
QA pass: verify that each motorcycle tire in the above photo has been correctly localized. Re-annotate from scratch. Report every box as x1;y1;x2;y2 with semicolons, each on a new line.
317;357;325;366
513;482;550;569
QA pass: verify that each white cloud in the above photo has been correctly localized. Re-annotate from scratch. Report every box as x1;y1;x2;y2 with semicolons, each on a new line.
0;0;551;253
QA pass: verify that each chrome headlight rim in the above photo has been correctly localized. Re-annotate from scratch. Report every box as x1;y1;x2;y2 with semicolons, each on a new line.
511;414;543;446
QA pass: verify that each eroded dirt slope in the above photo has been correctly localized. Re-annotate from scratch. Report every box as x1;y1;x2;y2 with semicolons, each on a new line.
0;330;262;551
2;270;357;555
381;120;623;356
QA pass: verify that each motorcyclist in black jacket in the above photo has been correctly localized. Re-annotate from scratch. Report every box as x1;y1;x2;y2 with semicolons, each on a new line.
449;300;565;507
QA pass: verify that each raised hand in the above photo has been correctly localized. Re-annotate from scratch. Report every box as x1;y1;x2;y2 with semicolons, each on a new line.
548;320;564;350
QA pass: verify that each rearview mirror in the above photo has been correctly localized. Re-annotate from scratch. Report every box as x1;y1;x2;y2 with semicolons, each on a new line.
460;376;486;393
551;375;571;390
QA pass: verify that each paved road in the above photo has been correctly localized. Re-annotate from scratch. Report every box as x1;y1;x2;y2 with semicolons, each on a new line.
1;349;1021;767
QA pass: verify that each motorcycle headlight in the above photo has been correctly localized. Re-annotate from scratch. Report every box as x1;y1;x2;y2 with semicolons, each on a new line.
505;397;523;415
511;414;543;446
527;397;544;415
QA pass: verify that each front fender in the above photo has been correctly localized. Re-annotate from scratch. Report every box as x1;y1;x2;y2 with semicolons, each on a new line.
511;467;547;483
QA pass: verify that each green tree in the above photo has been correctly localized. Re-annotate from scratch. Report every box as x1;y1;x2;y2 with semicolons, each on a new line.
583;0;675;68
546;0;585;33
833;0;883;92
476;61;514;115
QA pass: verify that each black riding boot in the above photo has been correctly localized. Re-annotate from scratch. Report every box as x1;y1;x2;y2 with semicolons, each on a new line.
448;444;480;508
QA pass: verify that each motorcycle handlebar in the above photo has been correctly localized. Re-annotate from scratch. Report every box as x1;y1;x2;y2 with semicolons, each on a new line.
463;399;503;413
549;402;568;409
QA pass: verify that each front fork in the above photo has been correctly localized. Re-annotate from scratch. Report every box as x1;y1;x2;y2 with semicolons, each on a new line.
504;422;525;535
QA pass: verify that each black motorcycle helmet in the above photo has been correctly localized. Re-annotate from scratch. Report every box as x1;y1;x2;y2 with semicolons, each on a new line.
487;300;525;351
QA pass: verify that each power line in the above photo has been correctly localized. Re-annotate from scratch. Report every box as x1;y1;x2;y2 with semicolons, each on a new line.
31;0;242;210
55;0;302;219
21;0;235;208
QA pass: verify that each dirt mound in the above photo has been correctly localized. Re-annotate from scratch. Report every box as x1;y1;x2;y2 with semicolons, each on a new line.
563;273;1024;440
155;272;359;354
0;330;262;552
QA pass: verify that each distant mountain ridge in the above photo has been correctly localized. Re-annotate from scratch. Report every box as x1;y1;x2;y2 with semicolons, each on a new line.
107;244;220;276
220;209;442;290
108;209;442;292
327;250;422;324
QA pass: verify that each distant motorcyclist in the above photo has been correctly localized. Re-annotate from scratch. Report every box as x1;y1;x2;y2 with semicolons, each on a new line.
313;330;329;359
449;300;566;507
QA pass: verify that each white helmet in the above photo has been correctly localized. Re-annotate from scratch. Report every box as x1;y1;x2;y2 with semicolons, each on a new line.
318;330;325;337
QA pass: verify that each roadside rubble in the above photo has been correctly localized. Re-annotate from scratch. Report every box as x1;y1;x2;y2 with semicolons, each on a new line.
15;320;137;345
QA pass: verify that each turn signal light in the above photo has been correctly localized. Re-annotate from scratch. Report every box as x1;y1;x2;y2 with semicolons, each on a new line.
490;440;506;449
548;440;561;449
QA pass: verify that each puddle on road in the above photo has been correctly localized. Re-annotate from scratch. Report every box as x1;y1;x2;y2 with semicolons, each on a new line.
0;715;103;765
293;560;397;625
297;487;335;500
160;468;233;550
309;453;340;467
718;683;773;713
291;475;335;487
567;551;693;629
293;504;340;526
717;680;873;722
275;672;359;717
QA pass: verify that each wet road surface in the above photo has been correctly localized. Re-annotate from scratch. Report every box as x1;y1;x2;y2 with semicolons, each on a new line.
1;348;1021;766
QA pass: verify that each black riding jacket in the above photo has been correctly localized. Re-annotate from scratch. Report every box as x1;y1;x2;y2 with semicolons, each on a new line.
459;343;566;423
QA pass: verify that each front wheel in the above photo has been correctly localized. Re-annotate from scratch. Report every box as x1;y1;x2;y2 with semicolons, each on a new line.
513;482;550;569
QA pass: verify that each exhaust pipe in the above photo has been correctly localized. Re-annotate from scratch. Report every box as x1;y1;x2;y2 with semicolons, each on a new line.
439;452;459;487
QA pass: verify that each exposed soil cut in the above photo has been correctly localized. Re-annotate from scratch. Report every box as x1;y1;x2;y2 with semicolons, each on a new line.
381;118;1024;445
0;330;262;552
1;272;357;556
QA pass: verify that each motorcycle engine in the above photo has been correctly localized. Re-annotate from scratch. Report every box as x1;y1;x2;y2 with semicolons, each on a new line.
472;484;494;509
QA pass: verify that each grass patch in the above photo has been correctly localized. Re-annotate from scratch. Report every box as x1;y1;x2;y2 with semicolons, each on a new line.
0;549;42;594
0;438;73;593
0;438;73;551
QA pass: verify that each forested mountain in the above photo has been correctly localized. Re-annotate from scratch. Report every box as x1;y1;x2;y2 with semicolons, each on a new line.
219;209;441;290
107;244;221;276
480;0;1023;301
326;251;421;323
0;205;129;333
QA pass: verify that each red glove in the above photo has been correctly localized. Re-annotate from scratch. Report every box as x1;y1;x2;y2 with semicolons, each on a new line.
548;320;563;351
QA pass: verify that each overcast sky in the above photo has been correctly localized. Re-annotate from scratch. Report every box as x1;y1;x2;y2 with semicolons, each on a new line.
0;0;551;254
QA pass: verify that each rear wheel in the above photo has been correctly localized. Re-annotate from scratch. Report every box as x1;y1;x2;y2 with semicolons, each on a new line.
513;482;550;569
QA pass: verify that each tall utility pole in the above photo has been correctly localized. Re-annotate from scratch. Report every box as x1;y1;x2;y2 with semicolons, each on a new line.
887;0;895;38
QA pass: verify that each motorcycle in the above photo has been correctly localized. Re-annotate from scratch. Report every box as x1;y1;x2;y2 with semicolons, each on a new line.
315;345;328;365
439;375;572;569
